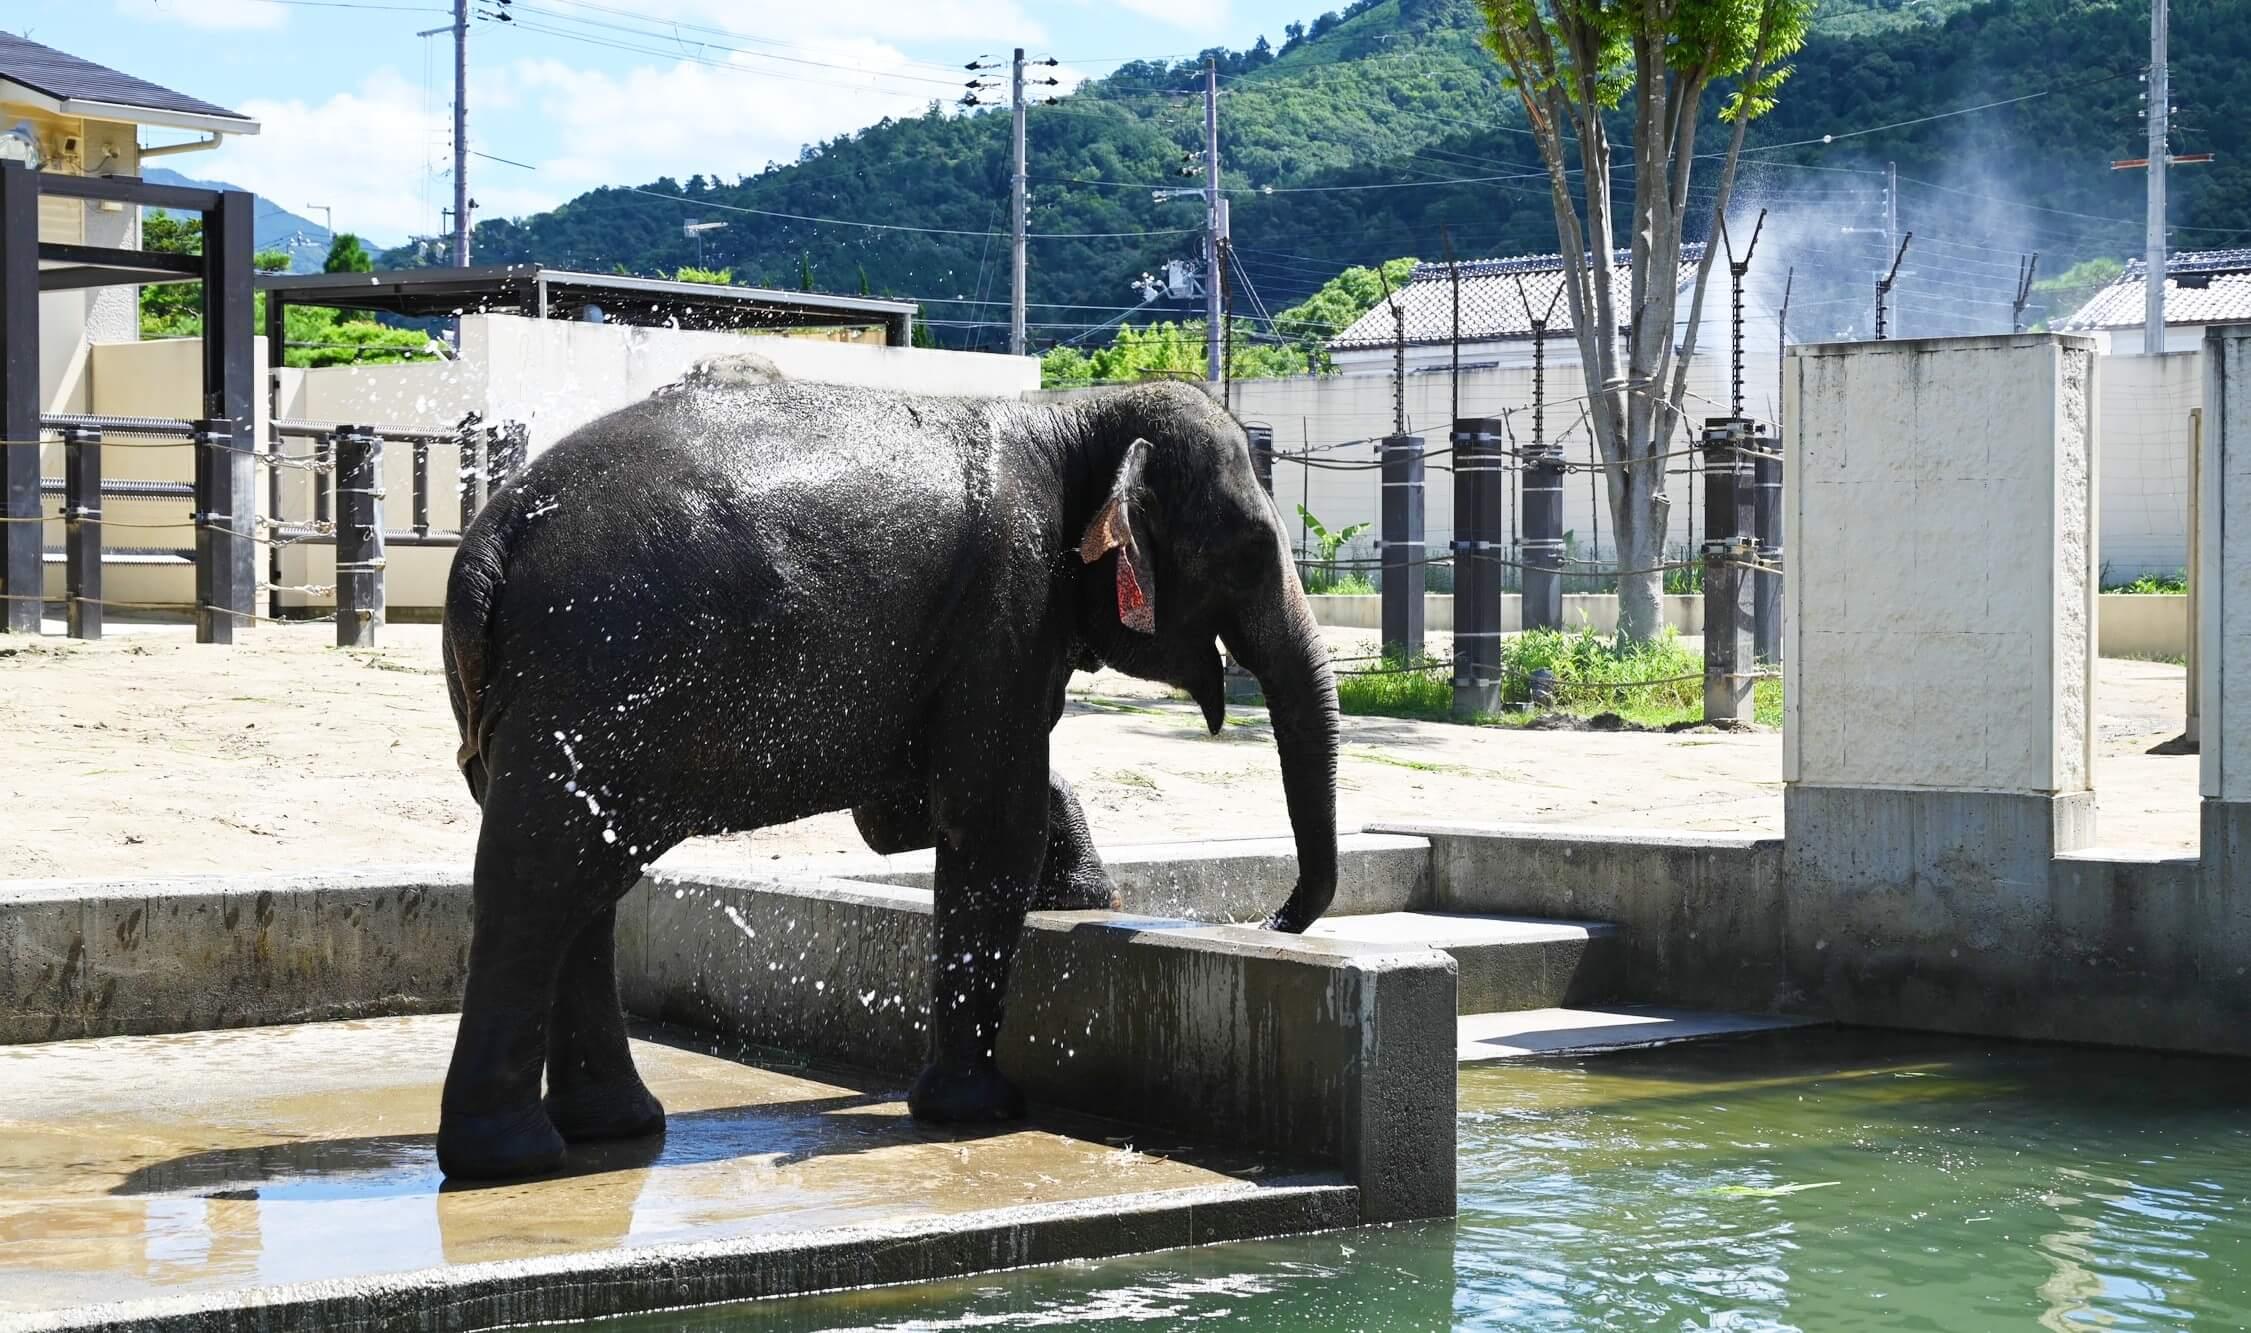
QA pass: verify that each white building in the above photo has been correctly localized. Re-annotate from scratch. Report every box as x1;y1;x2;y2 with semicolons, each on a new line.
2054;248;2251;354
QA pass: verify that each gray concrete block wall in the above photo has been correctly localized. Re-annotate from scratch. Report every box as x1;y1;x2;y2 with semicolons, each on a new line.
0;869;472;1044
621;871;1459;1223
1370;822;1789;1015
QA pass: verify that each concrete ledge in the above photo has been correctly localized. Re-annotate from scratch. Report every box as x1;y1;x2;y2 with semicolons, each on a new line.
0;1181;1358;1333
1368;821;1790;1015
619;871;1458;1223
0;867;472;1044
823;832;1434;921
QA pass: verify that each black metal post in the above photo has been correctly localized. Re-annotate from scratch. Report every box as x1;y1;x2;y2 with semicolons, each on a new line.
1451;417;1504;718
1752;422;1782;665
266;418;285;622
0;162;38;633
1244;423;1273;497
412;439;432;539
1522;439;1564;632
495;420;528;486
1380;433;1425;661
334;426;385;647
62;425;100;640
1701;418;1756;721
198;188;256;643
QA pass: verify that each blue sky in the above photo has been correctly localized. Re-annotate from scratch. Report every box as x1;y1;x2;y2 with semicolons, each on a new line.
24;0;1322;246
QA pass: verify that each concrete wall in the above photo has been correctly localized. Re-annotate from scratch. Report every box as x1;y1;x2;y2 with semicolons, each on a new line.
2203;325;2251;806
617;870;1457;1223
264;315;1040;614
473;315;1040;459
1784;334;2098;797
2099;350;2200;581
2100;593;2189;659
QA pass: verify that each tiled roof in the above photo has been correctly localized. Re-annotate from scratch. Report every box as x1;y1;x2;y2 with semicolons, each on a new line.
1327;245;1708;348
0;31;251;127
2054;248;2251;331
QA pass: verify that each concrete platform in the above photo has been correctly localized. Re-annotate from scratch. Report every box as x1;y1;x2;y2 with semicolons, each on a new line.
1308;910;1620;1013
1456;1006;1816;1063
0;1016;1353;1332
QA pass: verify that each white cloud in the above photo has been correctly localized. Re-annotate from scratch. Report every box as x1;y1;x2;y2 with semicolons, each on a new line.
114;0;287;30
201;72;453;243
1114;0;1231;31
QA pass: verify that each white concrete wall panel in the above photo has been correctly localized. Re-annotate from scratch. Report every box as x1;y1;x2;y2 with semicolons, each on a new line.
1785;335;2098;796
2097;352;2200;582
2202;325;2251;802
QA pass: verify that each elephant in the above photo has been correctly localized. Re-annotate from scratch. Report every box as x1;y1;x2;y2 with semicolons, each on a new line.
434;378;1340;1180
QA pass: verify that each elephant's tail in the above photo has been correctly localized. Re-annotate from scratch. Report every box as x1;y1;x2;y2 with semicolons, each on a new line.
442;488;525;806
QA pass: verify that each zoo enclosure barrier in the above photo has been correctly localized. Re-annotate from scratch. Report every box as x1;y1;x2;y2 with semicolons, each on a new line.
4;412;525;648
1299;415;1783;725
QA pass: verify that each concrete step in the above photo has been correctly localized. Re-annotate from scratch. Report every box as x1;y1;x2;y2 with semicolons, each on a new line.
1307;911;1622;1014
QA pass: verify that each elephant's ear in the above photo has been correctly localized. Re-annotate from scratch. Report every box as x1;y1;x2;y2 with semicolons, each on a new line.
1079;438;1156;634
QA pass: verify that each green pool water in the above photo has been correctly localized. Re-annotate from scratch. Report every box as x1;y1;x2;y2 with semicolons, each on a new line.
605;1029;2251;1330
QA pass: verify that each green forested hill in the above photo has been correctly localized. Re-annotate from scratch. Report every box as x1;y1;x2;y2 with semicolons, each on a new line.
427;0;2251;348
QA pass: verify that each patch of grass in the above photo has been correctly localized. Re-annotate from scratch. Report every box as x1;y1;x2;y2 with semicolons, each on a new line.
2104;572;2188;594
1331;628;1785;729
1333;651;1455;721
1302;570;1376;596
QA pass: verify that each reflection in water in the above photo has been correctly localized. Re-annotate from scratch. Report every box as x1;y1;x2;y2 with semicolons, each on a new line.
591;1030;2251;1331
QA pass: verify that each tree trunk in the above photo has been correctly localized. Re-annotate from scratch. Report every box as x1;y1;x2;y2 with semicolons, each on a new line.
1613;465;1670;643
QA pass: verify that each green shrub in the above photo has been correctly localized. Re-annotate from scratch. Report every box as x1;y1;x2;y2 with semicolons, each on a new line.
2106;573;2188;595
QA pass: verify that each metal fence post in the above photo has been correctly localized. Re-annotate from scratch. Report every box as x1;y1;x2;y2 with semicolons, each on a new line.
0;162;37;633
191;418;242;643
334;426;386;648
496;420;529;485
1701;418;1756;722
1244;423;1274;496
62;424;100;640
411;438;432;540
200;188;255;643
1380;433;1425;661
458;416;489;530
1522;439;1564;632
1451;417;1505;719
1752;422;1783;665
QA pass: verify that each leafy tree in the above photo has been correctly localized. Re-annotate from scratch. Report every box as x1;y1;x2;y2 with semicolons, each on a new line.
1479;0;1811;641
1270;257;1418;370
1041;318;1308;388
322;233;374;273
137;215;433;367
2032;256;2125;327
1295;504;1372;591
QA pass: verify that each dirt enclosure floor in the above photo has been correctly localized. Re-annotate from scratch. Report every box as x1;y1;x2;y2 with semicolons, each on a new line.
0;621;2202;883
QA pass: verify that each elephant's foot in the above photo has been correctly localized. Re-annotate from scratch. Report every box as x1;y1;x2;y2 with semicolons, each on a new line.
907;1060;1026;1124
1032;873;1121;912
436;1102;567;1181
544;1080;667;1144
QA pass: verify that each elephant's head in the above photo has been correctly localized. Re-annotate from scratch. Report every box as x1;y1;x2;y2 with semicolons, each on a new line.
1066;383;1339;933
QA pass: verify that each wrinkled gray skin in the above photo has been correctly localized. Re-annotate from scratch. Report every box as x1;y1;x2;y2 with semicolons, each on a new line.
436;379;1340;1180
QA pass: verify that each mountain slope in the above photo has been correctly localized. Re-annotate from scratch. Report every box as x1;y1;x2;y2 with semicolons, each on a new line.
433;0;2251;348
143;167;333;272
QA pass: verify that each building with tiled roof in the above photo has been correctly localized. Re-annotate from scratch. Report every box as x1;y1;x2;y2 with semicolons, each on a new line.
2054;249;2251;354
1323;244;1774;383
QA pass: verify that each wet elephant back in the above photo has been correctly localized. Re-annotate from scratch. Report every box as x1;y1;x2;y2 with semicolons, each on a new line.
475;384;997;825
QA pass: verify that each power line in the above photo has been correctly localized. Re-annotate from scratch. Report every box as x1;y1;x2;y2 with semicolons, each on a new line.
621;185;1198;239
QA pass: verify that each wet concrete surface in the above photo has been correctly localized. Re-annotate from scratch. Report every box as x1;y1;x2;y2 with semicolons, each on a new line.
0;1015;1305;1317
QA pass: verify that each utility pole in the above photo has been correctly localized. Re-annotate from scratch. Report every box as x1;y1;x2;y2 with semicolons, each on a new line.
452;0;470;268
1010;47;1027;357
1203;56;1221;383
2146;0;2168;353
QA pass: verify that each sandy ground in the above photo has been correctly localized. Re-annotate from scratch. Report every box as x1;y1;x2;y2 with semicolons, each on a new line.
0;619;2201;883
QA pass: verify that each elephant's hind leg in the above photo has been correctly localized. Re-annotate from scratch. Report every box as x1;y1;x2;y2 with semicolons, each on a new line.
545;903;665;1143
437;758;644;1180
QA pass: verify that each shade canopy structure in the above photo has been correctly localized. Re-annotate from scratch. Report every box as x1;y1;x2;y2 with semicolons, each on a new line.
256;265;917;347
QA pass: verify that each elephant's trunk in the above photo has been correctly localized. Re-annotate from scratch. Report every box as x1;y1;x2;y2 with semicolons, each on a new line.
1227;555;1340;933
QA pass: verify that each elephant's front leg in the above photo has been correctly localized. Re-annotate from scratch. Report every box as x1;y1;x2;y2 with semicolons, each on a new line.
908;766;1047;1124
1036;772;1117;911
